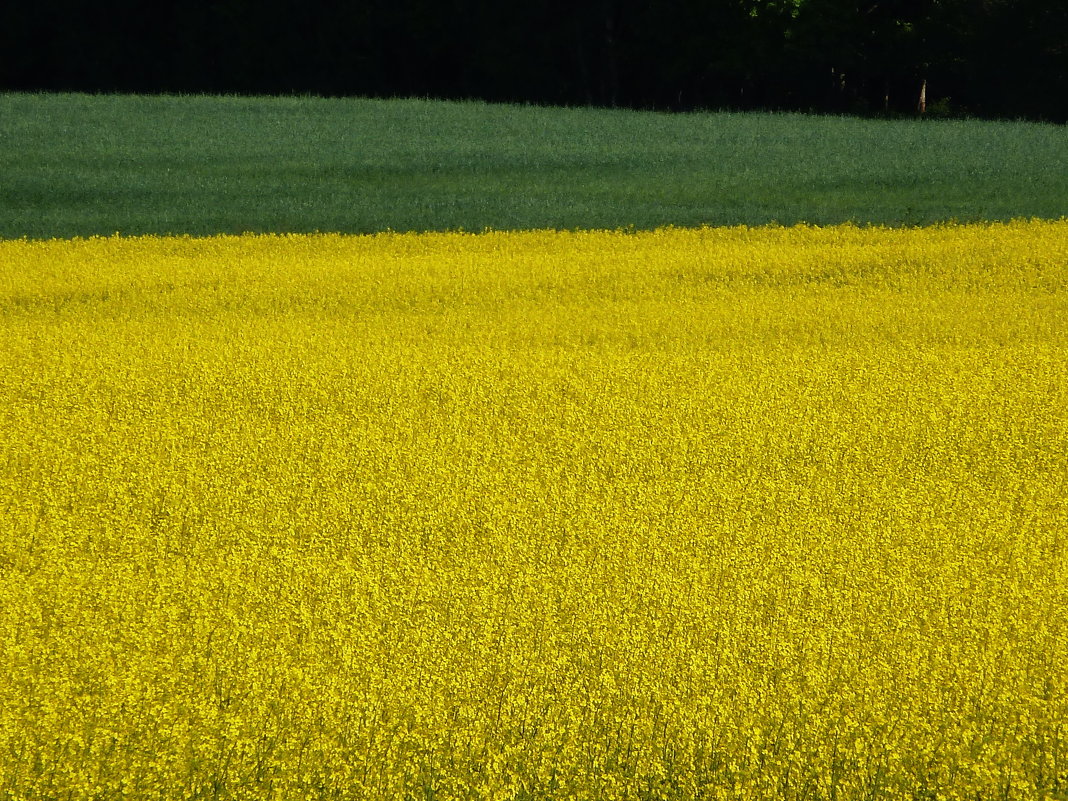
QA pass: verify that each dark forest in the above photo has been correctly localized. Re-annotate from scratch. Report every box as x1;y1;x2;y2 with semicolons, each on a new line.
3;0;1066;122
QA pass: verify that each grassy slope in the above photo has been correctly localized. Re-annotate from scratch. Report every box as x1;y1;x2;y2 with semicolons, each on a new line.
1;92;1066;238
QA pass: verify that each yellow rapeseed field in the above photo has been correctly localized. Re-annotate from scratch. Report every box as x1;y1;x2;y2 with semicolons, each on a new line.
1;222;1066;800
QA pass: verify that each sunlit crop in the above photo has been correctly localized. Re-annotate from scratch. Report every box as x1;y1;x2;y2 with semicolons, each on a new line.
1;221;1066;800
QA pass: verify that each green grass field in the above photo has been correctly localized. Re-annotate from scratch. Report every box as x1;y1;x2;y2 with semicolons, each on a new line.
1;93;1066;239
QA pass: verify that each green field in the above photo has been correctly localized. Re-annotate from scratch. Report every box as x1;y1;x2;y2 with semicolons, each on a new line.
1;93;1066;239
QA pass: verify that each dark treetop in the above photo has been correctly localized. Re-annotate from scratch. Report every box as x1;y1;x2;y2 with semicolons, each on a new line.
3;0;1067;122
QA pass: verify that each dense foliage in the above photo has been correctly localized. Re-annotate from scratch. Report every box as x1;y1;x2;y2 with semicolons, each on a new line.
2;0;1066;121
2;222;1066;799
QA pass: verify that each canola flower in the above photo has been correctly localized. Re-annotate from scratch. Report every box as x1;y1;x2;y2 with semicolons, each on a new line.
0;221;1067;800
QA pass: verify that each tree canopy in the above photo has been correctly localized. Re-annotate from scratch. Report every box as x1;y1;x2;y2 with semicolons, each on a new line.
3;0;1065;121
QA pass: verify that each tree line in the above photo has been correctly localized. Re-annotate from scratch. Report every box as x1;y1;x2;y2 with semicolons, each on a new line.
3;0;1066;122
